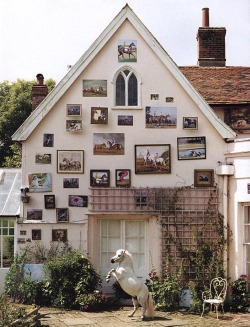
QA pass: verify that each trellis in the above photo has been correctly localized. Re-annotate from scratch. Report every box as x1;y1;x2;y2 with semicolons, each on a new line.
89;186;221;280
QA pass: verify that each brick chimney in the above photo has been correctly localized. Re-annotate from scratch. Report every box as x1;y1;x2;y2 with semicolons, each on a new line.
197;8;226;67
31;73;48;110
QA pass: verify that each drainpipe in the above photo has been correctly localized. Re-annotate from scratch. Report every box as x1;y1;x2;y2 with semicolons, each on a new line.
216;164;235;280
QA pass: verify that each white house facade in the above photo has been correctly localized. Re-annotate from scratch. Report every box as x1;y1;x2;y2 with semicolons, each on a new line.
11;5;250;290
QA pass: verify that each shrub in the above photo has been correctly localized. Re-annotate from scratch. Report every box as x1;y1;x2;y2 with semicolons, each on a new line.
42;251;102;309
230;277;250;312
0;294;26;327
146;267;181;311
77;290;109;311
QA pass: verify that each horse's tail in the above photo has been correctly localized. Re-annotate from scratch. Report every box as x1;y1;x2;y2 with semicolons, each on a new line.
146;292;154;319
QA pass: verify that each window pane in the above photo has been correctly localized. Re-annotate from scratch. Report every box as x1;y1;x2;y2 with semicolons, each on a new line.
128;73;138;106
116;74;125;106
245;225;250;243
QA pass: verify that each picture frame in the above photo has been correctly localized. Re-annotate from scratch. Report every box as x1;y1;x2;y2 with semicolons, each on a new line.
56;208;69;222
135;144;171;174
150;94;159;100
35;153;52;164
118;40;137;62
69;195;88;207
32;229;41;240
118;115;133;126
183;117;198;130
27;209;43;220
93;133;124;155
63;178;79;188
43;133;54;147
83;80;107;97
52;229;67;242
90;170;110;187
146;106;177;128
194;169;214;187
66;120;82;132
44;195;55;209
177;137;206;160
115;169;131;187
225;107;250;134
66;104;82;117
91;107;108;124
28;173;52;192
57;150;84;173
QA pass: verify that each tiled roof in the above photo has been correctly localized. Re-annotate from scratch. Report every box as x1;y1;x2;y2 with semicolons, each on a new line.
180;66;250;105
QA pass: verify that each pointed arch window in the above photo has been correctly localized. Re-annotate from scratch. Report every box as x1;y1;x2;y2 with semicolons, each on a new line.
114;67;141;108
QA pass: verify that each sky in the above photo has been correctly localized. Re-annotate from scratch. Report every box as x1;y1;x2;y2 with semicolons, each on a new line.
0;0;249;83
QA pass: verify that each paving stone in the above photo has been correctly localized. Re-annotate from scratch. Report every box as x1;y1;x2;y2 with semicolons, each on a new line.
61;317;95;325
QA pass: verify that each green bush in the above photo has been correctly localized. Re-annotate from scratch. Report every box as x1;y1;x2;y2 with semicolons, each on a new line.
4;247;103;310
0;294;26;327
42;252;102;309
230;278;250;312
146;268;181;311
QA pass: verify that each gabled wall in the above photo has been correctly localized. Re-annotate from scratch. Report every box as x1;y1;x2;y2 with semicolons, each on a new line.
17;17;230;280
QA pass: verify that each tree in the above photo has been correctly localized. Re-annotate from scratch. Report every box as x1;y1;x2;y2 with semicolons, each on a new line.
0;78;56;167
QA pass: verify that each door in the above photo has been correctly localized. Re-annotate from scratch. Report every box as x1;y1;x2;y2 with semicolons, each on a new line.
100;219;148;292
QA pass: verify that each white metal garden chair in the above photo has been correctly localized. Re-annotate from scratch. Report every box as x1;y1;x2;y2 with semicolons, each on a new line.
201;277;227;320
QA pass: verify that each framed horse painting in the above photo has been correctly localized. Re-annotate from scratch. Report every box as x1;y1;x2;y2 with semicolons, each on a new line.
135;144;171;174
57;150;84;173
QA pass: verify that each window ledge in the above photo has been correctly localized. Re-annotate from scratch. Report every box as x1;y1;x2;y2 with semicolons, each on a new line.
111;106;143;110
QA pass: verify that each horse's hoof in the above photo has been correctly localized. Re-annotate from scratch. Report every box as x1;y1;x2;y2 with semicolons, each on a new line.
106;279;110;283
141;316;146;321
128;314;133;317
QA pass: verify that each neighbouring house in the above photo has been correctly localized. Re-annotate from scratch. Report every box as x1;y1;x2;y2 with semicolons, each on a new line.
10;5;250;292
0;169;21;292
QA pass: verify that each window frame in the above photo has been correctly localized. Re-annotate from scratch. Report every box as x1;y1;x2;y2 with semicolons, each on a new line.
112;66;142;109
0;219;15;268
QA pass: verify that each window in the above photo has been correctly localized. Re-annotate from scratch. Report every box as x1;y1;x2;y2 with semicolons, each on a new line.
114;67;141;107
0;219;15;268
243;206;250;290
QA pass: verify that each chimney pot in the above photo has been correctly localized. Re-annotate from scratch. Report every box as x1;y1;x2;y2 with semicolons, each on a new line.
202;8;209;27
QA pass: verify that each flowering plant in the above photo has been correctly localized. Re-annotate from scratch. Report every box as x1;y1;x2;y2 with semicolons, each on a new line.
77;290;109;311
0;294;26;327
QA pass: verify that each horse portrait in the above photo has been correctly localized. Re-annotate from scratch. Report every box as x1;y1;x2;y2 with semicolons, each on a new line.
57;151;84;173
106;249;154;321
118;40;137;62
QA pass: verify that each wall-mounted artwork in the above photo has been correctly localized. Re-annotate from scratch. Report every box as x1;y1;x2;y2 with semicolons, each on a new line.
151;94;159;100
118;115;133;126
32;229;41;240
93;133;124;155
90;170;110;187
28;173;52;192
115;169;131;187
135;144;171;174
52;229;67;242
146;106;177;128
194;169;214;187
177;137;206;160
35;153;52;164
69;195;88;207
44;195;55;209
63;178;79;188
27;209;43;220
67;104;82;117
224;107;250;133
91;107;108;124
183;117;198;130
57;150;84;173
66;120;82;132
56;208;69;222
118;40;137;62
43;133;54;147
83;80;107;97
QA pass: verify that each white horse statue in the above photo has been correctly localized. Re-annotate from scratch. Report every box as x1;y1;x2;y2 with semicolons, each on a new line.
106;249;154;320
